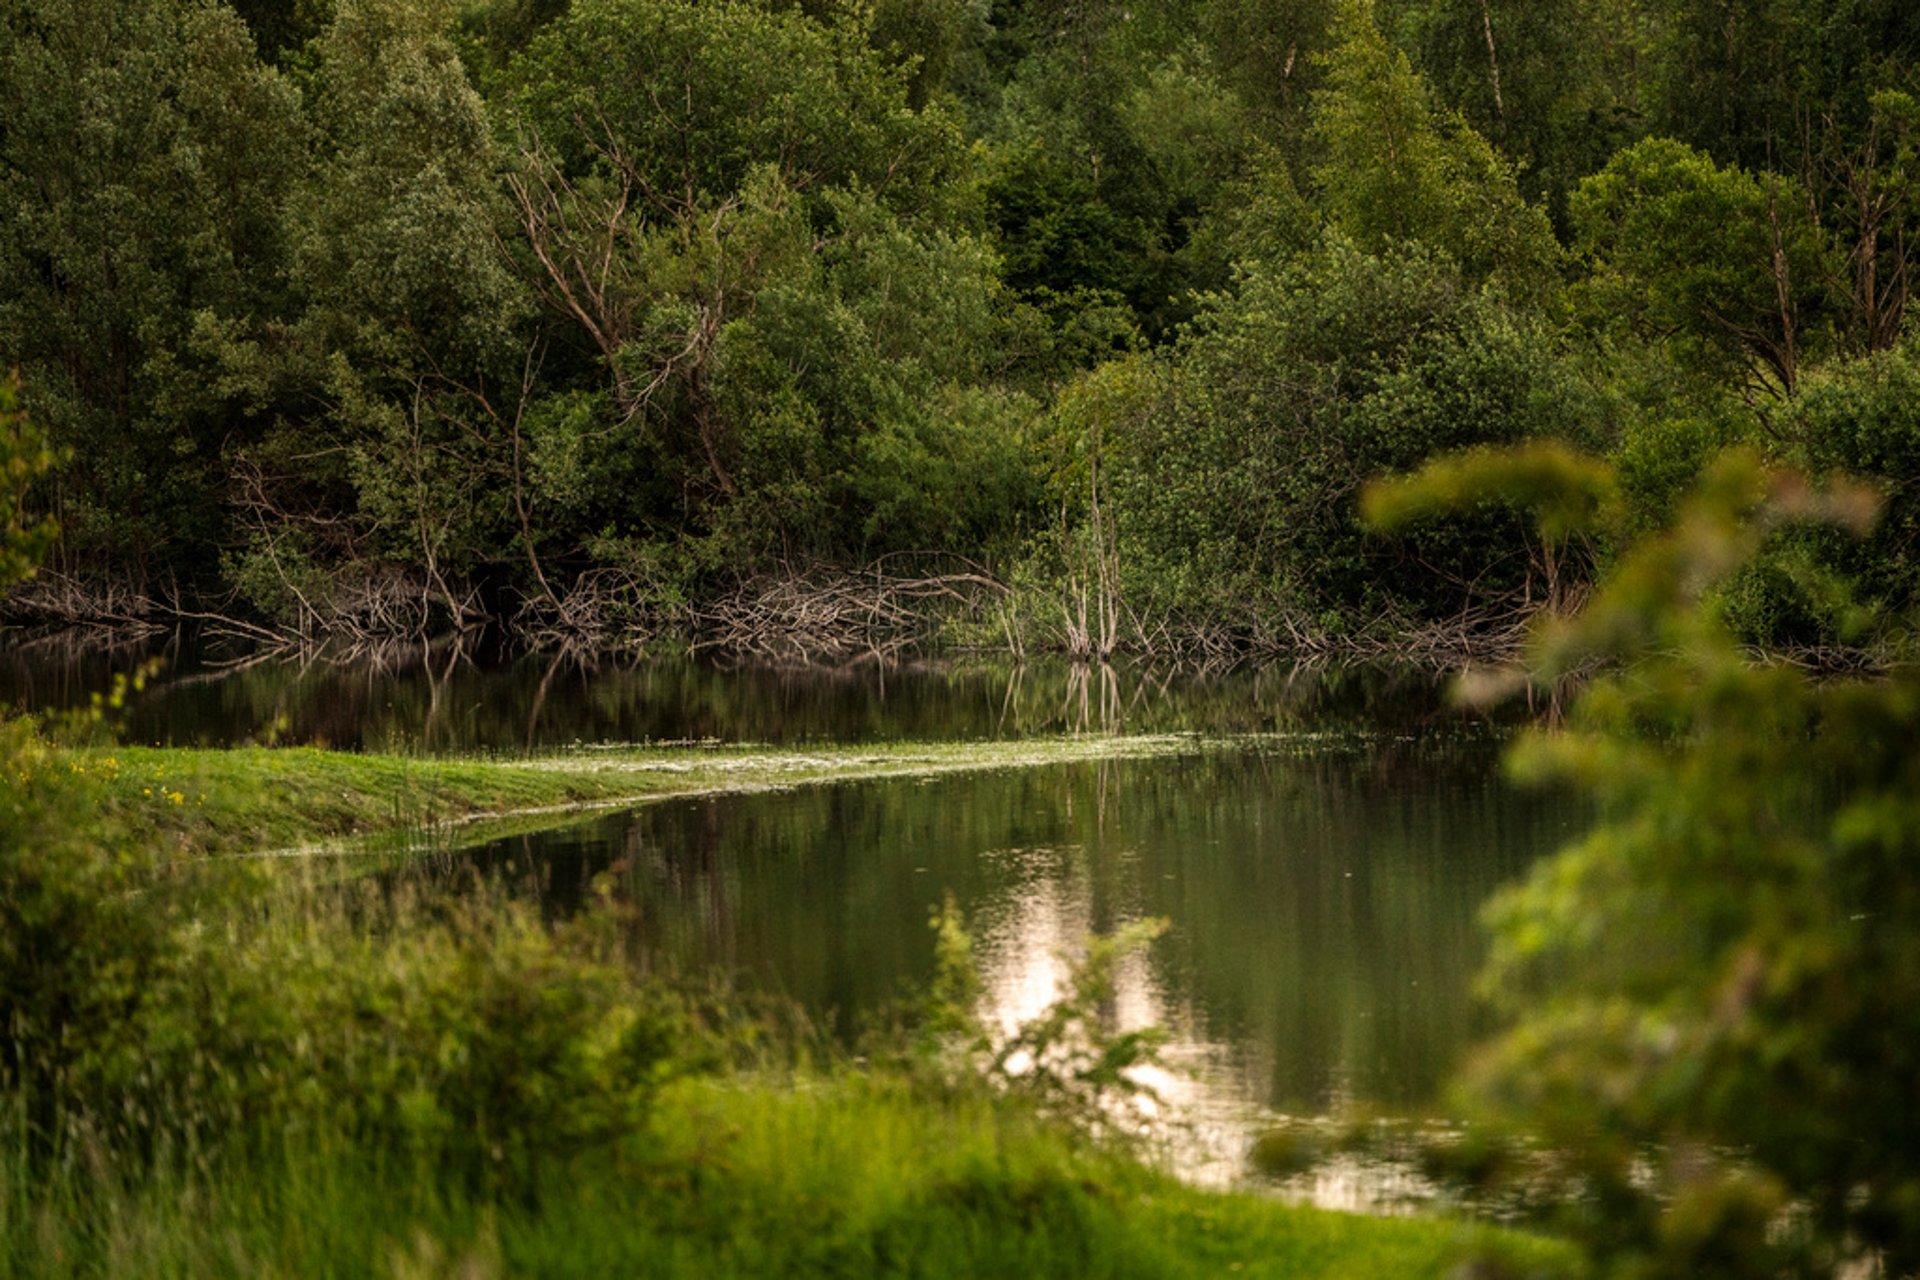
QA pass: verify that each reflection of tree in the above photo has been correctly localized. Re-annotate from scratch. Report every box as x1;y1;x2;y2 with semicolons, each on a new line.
418;633;471;752
2;641;1514;753
621;799;737;973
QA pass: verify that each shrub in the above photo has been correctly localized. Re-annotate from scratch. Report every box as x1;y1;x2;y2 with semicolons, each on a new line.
1099;235;1596;634
1375;446;1920;1275
0;714;713;1193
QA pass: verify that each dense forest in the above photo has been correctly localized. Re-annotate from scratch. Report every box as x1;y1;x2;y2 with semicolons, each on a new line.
4;0;1920;656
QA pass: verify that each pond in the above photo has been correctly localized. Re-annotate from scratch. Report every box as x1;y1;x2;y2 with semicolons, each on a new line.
2;636;1581;1209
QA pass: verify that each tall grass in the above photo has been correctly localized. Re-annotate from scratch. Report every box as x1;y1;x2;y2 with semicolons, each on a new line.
1;1076;1579;1279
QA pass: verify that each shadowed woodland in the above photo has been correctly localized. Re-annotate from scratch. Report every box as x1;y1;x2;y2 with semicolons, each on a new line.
5;0;1920;660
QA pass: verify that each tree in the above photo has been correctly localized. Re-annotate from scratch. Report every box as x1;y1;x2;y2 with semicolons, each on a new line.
978;0;1281;346
221;0;531;633
1381;0;1645;221
1803;86;1920;357
0;0;303;579
1308;0;1559;296
0;373;58;595
499;0;1028;569
1371;446;1919;1276
1201;0;1339;139
1647;0;1920;173
226;0;334;64
1571;136;1830;402
1100;235;1593;634
1760;331;1920;631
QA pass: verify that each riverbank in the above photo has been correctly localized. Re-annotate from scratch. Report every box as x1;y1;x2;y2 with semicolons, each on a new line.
72;734;1274;859
1;564;1536;672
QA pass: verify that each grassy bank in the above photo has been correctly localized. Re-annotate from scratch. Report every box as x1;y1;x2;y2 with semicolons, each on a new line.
5;1073;1579;1279
69;734;1271;859
5;720;1586;1277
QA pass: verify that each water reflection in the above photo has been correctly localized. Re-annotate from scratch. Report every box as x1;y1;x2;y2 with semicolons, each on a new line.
968;839;1273;1188
452;741;1580;1205
0;632;1502;751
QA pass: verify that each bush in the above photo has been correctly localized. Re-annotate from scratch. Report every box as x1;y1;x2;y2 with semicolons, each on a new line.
0;713;713;1192
1377;447;1920;1275
0;713;188;1153
1096;235;1596;634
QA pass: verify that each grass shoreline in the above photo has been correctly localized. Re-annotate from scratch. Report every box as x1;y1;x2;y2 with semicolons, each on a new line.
79;733;1327;860
13;727;1590;1277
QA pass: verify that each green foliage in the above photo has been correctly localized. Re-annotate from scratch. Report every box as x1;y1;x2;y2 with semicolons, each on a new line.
979;5;1279;346
297;0;521;365
495;0;1040;570
0;711;187;1151
1570;136;1830;397
192;888;705;1192
0;706;1588;1275
0;1072;1580;1277
1662;332;1920;648
0;0;305;571
1644;0;1920;172
1201;0;1340;134
227;0;335;64
7;0;1920;657
924;894;988;1048
1381;0;1644;220
1100;235;1593;631
985;140;1160;341
1375;445;1918;1274
703;197;1042;559
0;375;59;594
0;717;714;1189
451;0;567;85
1791;333;1920;615
1362;440;1621;544
1608;413;1739;538
868;0;991;108
1309;0;1559;295
509;0;964;216
207;0;534;623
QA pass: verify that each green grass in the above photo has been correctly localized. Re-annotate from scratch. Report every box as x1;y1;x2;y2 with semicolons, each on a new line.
68;734;1249;859
4;1073;1582;1279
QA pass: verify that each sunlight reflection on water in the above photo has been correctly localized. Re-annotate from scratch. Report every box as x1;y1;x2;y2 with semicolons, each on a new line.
969;840;1444;1212
436;733;1575;1215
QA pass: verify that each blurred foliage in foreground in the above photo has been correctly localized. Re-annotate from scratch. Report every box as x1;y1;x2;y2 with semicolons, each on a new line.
1373;446;1920;1276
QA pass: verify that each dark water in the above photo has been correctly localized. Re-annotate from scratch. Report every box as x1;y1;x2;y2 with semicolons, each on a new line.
0;631;1496;749
458;733;1576;1199
3;636;1577;1201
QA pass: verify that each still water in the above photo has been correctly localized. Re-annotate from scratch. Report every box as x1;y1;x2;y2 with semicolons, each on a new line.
458;737;1573;1202
0;632;1506;748
3;638;1579;1205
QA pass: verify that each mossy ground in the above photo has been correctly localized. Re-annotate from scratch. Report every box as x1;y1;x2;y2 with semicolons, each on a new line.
70;734;1249;858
